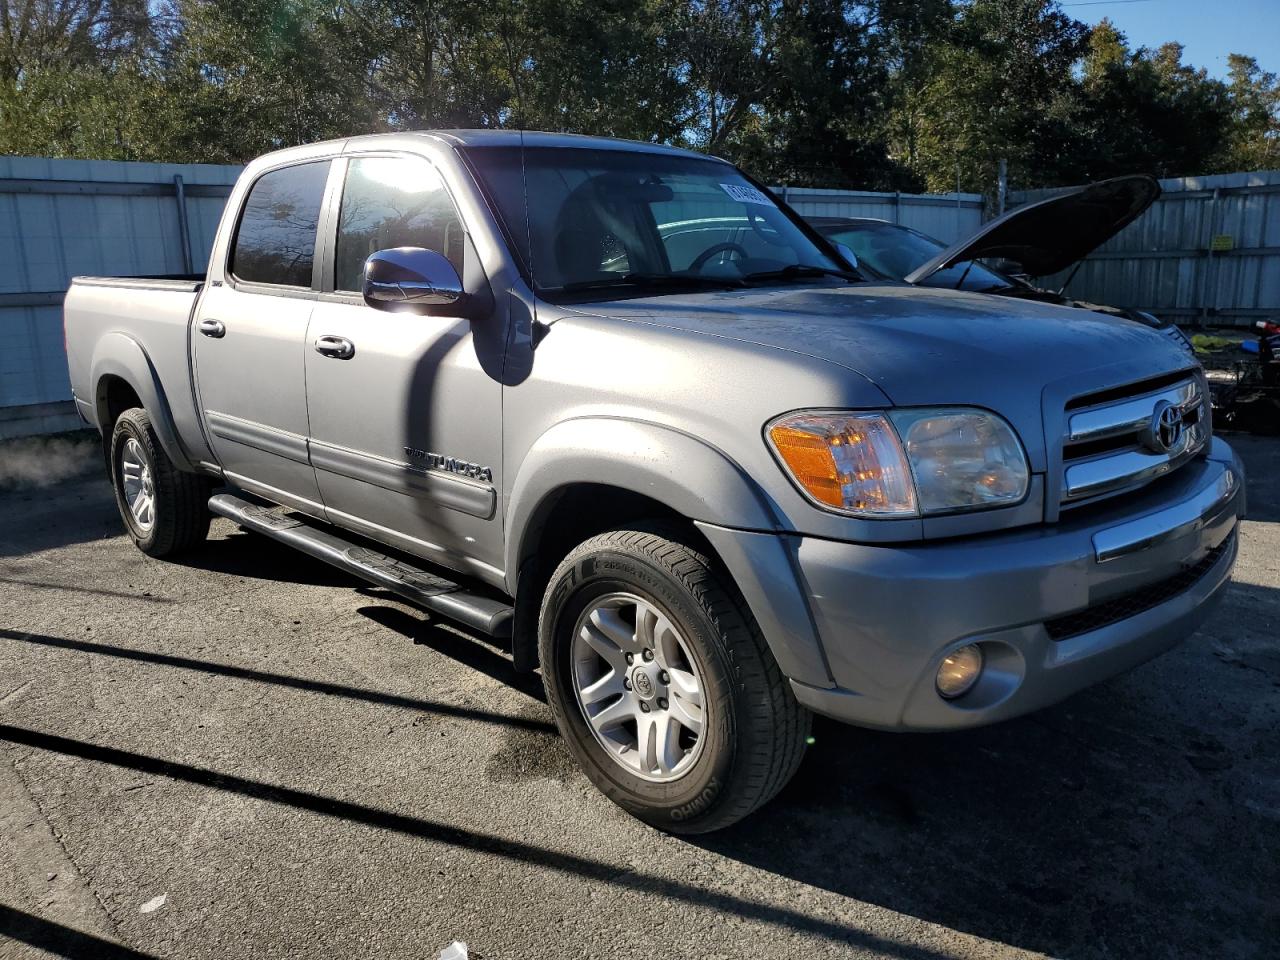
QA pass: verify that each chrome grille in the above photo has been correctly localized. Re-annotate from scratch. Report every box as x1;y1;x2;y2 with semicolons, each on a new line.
1060;372;1208;508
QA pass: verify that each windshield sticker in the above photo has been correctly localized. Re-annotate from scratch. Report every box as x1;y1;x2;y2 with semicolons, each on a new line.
721;183;772;205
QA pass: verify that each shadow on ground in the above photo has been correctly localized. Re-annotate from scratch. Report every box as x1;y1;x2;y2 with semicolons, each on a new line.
692;576;1280;958
0;903;158;960
179;526;358;588
1226;431;1280;522
0;474;120;557
4;433;1276;957
347;580;1279;957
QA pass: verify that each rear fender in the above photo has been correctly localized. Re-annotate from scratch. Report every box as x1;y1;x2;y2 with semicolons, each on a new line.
90;332;194;472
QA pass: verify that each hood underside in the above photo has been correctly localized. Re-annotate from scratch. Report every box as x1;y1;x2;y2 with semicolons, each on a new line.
904;175;1161;283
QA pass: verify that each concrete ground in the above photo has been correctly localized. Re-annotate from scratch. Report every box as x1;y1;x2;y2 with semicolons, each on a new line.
1;433;1277;960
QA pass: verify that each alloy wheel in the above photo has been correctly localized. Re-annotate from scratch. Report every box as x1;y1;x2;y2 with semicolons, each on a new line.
570;592;707;782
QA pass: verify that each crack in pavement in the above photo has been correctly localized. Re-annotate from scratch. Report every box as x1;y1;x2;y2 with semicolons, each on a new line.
0;680;32;707
0;748;123;945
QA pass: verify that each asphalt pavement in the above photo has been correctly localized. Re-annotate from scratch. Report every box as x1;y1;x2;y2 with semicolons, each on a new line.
1;432;1277;959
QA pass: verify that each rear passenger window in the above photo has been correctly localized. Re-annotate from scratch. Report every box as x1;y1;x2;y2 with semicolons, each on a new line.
230;161;330;287
335;156;466;293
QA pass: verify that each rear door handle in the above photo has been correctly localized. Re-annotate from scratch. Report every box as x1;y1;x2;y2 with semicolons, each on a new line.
199;318;225;338
314;335;355;360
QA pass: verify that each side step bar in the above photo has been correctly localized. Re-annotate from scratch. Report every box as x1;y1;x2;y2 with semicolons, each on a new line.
208;493;513;637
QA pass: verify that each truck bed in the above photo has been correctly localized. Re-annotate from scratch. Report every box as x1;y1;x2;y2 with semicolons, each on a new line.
63;274;213;466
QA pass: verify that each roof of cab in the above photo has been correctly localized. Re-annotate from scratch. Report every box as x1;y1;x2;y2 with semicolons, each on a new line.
351;129;721;161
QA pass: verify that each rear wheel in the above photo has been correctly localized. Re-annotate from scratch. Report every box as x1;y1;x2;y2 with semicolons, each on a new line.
538;523;810;833
110;408;212;557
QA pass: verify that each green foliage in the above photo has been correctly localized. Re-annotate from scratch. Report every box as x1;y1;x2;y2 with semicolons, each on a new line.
1070;33;1236;180
0;62;191;161
904;0;1091;193
0;0;1276;191
725;1;905;189
1227;53;1280;171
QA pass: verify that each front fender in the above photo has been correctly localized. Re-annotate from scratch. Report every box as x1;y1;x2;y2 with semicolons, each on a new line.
90;332;194;472
506;417;779;571
506;417;833;687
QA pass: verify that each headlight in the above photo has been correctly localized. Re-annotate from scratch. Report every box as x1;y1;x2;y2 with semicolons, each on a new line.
888;408;1029;514
767;408;1028;517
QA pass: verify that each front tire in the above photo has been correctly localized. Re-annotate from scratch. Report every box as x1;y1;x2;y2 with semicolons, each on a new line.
538;523;810;833
110;408;212;557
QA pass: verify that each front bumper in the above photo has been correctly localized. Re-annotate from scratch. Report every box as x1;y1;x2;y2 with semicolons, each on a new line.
709;437;1244;732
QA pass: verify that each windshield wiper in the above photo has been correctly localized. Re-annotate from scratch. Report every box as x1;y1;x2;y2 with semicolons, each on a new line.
557;273;746;294
742;263;859;283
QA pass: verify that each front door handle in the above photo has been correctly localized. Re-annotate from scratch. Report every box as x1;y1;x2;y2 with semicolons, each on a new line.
314;335;355;360
199;318;226;338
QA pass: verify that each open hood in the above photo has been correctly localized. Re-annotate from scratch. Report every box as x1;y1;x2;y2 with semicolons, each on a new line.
903;174;1161;284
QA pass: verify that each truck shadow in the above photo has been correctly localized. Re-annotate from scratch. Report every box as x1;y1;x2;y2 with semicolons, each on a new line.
692;580;1280;959
1224;431;1280;522
181;524;357;588
355;600;547;703
334;548;1278;958
0;474;121;558
341;576;1276;956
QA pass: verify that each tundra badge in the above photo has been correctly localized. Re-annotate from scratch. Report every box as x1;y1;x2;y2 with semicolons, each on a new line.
404;447;493;483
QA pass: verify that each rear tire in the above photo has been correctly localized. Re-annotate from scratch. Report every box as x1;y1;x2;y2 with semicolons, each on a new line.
109;408;212;557
538;522;810;833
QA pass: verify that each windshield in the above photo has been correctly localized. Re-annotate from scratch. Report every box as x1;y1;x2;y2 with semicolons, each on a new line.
463;146;847;297
820;221;1016;292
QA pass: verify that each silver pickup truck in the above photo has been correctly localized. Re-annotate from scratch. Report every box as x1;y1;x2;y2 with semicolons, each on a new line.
64;131;1245;833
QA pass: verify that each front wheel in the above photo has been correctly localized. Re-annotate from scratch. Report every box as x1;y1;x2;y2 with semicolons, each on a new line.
110;408;212;557
538;524;811;833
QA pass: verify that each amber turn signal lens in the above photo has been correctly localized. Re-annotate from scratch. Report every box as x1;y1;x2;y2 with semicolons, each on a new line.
767;413;917;516
768;424;845;507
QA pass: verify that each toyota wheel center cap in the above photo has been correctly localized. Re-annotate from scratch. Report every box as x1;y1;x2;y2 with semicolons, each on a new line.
630;664;659;701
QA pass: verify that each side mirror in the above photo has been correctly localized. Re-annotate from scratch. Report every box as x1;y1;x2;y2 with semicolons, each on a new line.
363;247;464;312
833;242;859;271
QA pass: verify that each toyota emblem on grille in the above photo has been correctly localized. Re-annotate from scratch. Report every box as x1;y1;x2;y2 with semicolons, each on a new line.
1145;400;1184;453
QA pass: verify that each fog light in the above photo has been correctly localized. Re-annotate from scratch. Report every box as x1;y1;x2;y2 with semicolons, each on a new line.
936;644;983;699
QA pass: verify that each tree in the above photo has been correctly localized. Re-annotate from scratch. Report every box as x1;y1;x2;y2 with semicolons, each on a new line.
674;0;768;152
727;0;908;189
0;0;152;82
0;0;1275;189
0;59;186;160
1226;53;1280;170
1074;28;1236;180
515;0;690;140
876;0;953;185
0;0;179;160
162;0;380;161
904;0;1089;194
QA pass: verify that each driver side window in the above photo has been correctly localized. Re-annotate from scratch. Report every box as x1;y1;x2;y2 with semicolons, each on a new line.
335;156;466;293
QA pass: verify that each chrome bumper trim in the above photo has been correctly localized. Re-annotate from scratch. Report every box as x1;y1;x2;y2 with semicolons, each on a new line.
1092;465;1237;563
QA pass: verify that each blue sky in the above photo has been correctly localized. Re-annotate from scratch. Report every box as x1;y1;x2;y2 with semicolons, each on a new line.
1063;0;1280;79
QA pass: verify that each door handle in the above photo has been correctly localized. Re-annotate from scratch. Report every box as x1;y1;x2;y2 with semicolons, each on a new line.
314;335;355;360
199;318;226;338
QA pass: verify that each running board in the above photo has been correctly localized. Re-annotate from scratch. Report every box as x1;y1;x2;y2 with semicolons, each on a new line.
208;493;513;637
